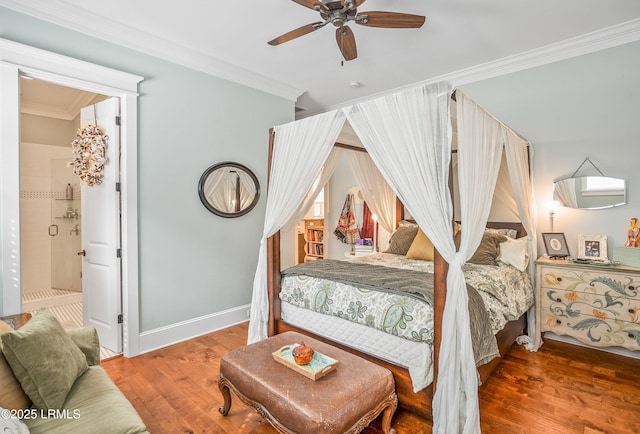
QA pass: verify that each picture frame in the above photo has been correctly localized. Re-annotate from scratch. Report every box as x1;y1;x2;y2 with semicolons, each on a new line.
577;234;608;261
542;233;570;258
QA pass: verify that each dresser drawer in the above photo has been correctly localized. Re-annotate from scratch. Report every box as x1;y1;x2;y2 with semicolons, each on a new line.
539;266;640;301
535;258;640;353
541;285;640;322
540;305;640;351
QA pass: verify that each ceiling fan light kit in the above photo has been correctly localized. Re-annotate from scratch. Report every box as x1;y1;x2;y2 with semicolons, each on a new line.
269;0;425;62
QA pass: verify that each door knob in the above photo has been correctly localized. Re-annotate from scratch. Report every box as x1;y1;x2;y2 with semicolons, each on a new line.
77;250;86;256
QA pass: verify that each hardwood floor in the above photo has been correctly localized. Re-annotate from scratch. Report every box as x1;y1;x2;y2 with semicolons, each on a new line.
102;322;640;433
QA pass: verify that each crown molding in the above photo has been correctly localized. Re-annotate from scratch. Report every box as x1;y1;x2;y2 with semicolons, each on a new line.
305;18;640;118
0;0;303;102
3;1;638;113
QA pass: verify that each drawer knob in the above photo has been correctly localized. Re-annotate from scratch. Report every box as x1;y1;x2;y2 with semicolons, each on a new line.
556;298;562;302
630;309;636;314
629;333;636;339
557;277;563;282
556;319;562;325
629;285;635;291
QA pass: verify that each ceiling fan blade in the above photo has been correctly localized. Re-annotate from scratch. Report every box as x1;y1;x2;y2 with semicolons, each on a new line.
341;0;367;9
357;11;426;28
268;22;323;46
292;0;329;11
336;26;357;61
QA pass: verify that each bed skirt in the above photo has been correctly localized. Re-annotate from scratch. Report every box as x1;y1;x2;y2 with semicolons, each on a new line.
280;302;433;392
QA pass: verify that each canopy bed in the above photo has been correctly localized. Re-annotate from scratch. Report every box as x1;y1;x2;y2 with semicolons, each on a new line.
248;81;538;433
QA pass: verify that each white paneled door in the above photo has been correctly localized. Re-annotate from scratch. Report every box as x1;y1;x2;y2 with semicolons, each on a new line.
79;97;122;353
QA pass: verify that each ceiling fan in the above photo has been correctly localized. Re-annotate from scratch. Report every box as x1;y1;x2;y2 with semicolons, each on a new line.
268;0;426;61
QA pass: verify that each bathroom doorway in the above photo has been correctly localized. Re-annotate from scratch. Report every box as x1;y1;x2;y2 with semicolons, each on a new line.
19;77;116;359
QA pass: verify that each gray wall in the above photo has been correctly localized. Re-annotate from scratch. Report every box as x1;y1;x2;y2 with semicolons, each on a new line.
0;7;294;330
460;40;640;259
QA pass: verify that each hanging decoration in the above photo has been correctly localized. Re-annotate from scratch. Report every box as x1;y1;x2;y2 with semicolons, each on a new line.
360;201;374;240
69;123;109;186
334;193;360;244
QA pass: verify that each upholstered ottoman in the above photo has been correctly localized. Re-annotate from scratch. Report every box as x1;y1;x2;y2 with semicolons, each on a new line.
218;331;397;433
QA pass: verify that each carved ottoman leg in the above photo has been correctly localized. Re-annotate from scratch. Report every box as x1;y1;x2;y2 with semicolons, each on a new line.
218;377;232;416
381;393;398;434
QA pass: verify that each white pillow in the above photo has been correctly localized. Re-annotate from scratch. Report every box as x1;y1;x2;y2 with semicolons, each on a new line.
498;237;529;271
0;407;30;433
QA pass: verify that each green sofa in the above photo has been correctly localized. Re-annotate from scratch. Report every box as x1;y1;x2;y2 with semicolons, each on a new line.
0;310;148;434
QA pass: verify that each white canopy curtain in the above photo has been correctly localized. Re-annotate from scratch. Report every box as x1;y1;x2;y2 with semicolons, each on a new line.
455;89;539;351
441;91;506;433
502;126;539;350
347;151;396;234
345;81;485;433
282;147;344;234
203;166;235;212
249;81;536;433
247;110;346;344
553;177;578;208
237;169;258;210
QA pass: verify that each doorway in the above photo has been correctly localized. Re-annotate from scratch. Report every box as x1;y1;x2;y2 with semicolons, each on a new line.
1;38;143;357
19;77;117;358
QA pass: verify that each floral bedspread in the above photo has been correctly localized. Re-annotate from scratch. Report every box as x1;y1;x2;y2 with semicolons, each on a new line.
279;253;533;344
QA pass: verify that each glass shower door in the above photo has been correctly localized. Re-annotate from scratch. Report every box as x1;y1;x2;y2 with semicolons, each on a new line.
50;158;82;292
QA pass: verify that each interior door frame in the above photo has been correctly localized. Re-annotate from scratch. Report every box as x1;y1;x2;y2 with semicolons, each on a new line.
0;38;144;357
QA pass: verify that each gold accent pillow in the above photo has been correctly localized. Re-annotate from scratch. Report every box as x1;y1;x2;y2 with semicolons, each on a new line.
405;225;461;261
405;229;435;261
0;348;31;411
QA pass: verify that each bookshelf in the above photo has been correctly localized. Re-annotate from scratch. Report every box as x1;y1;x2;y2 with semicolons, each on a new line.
303;219;325;262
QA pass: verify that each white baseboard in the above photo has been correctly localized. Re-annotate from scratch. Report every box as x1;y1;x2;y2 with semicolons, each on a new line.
138;304;250;355
543;332;640;359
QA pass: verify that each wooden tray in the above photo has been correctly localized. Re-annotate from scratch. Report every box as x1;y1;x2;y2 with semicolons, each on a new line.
272;344;339;380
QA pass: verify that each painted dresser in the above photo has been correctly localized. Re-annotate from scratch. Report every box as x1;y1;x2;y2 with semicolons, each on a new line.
535;257;640;352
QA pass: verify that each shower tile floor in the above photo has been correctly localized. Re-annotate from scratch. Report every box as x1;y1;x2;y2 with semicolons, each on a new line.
24;289;118;360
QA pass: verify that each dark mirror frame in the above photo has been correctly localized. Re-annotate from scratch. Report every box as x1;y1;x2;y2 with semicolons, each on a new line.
198;162;260;218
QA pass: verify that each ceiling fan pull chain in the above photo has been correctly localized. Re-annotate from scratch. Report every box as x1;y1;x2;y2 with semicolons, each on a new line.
340;29;343;66
339;27;345;66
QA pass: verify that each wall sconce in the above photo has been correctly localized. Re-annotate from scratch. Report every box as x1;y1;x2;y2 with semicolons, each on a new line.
548;200;560;232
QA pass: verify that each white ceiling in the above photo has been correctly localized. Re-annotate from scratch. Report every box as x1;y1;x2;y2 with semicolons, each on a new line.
20;77;100;120
4;0;640;117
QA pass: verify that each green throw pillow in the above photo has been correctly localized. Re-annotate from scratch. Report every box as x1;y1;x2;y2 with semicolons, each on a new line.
468;232;507;265
385;225;419;255
0;309;88;410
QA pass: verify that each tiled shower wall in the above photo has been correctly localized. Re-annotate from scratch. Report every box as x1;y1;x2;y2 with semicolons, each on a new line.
20;142;82;295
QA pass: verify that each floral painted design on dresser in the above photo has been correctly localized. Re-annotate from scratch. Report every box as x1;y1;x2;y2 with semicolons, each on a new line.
541;267;640;350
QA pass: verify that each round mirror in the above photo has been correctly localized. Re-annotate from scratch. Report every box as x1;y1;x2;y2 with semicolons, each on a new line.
553;176;626;210
198;162;260;218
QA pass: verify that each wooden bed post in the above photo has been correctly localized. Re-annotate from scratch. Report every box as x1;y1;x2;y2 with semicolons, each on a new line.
266;128;281;337
267;234;281;337
432;249;447;393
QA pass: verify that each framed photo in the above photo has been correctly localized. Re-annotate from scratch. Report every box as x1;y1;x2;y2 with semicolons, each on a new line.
542;233;570;258
577;234;608;260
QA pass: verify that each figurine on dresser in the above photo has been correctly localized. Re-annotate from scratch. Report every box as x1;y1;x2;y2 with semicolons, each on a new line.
625;217;640;248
